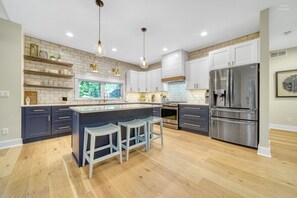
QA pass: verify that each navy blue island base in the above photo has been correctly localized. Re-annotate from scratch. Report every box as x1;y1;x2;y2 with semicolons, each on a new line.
71;108;154;167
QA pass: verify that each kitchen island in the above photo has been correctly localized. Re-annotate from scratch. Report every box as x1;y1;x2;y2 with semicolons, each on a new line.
70;104;161;166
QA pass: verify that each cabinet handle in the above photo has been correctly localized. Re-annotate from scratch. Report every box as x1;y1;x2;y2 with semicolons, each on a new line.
59;116;70;120
58;108;69;111
130;87;132;92
48;115;51;122
228;62;231;66
58;126;71;130
184;114;201;118
232;61;235;66
184;107;201;110
184;123;200;128
34;109;44;112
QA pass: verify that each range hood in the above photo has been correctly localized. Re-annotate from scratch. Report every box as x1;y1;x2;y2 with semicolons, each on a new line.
161;50;188;82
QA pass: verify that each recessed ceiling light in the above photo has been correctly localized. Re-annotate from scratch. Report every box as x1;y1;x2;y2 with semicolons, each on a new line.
112;48;117;52
162;48;168;52
66;32;74;37
201;31;208;37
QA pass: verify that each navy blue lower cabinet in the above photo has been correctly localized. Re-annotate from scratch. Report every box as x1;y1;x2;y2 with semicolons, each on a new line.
152;107;161;117
179;104;209;136
24;113;51;139
22;106;72;143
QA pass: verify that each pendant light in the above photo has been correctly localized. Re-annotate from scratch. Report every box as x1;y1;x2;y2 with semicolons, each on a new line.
139;27;149;69
94;0;106;57
89;56;99;72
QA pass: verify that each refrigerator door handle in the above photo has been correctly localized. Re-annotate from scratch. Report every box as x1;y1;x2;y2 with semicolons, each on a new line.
211;117;257;125
211;108;256;113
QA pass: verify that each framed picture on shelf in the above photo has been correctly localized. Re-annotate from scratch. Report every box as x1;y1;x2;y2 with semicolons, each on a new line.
276;69;297;98
24;91;38;104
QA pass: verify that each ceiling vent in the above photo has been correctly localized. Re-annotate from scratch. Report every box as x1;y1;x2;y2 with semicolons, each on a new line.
270;50;287;58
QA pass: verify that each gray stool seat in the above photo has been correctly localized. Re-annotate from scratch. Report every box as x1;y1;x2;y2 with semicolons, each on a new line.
83;123;122;178
118;119;148;161
139;116;164;151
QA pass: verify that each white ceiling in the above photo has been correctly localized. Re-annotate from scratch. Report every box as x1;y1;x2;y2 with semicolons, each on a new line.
269;0;297;51
2;0;289;64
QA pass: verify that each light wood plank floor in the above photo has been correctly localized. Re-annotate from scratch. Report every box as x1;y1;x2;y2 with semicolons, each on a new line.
0;128;297;198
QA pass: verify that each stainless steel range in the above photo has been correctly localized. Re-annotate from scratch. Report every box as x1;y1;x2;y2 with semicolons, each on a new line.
161;101;186;129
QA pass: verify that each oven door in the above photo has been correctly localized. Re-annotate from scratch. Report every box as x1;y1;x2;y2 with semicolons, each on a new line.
161;107;178;124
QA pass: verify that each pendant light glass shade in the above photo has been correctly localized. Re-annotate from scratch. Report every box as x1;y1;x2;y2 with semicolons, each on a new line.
139;57;149;69
95;40;106;57
139;28;149;69
94;0;106;57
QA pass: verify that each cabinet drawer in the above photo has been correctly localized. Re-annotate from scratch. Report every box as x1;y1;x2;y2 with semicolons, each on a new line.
179;105;209;115
152;107;161;117
52;122;72;134
25;107;51;115
179;113;209;122
52;112;72;123
179;120;209;133
52;106;72;114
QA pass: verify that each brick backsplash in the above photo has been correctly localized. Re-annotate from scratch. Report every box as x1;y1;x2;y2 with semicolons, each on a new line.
24;36;141;104
125;82;206;104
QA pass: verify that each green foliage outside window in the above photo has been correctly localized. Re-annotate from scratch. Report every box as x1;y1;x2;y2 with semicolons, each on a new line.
104;83;122;98
79;80;101;99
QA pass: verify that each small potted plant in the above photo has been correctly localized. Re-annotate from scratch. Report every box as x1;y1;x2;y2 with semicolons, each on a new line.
57;54;62;62
49;55;56;61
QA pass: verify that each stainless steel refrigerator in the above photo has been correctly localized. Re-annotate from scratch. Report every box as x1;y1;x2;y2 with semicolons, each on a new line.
209;64;259;148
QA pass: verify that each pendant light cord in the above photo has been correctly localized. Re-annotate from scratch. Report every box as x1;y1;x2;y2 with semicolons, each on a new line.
99;5;101;42
143;31;145;60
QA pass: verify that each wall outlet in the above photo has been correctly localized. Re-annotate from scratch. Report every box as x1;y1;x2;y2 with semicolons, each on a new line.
0;91;9;98
2;128;9;135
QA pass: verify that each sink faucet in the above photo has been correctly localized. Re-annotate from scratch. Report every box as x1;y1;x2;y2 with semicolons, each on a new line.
103;93;108;103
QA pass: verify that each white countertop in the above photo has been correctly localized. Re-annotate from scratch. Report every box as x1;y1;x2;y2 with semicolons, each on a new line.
70;104;161;114
184;103;209;106
21;102;162;107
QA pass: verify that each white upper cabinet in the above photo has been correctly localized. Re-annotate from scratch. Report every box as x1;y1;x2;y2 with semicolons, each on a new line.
186;57;209;90
209;39;259;70
230;39;259;66
138;72;147;92
126;70;139;92
161;50;188;81
209;47;231;70
146;71;151;93
126;69;167;93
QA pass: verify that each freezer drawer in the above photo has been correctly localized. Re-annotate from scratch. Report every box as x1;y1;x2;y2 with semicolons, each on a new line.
210;108;258;120
209;117;258;148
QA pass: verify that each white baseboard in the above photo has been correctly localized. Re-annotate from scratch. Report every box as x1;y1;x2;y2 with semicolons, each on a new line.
270;124;297;132
257;146;271;158
0;138;23;149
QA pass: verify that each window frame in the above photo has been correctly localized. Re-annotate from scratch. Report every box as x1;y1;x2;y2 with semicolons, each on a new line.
75;74;125;101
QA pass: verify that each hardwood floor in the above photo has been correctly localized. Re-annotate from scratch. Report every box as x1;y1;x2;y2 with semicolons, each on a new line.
0;128;297;198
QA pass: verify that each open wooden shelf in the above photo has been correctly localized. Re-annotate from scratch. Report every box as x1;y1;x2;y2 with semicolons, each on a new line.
24;83;73;90
24;55;73;67
24;69;73;79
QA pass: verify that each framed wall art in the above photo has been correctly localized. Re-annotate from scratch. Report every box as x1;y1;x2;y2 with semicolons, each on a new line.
276;69;297;97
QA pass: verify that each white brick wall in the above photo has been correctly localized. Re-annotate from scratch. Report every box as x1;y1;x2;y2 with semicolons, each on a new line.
24;36;141;104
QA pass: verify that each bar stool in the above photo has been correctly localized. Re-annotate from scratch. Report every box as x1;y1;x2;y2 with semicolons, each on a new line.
118;119;148;161
140;116;164;150
83;123;122;178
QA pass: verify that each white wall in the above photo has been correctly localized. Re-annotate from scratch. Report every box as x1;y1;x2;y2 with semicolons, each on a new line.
258;9;271;157
0;0;9;20
0;18;23;147
270;47;297;131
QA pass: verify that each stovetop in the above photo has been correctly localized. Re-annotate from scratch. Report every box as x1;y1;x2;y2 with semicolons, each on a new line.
161;101;187;107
